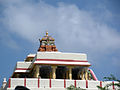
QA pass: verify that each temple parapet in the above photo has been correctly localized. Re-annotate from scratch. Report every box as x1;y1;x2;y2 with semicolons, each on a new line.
36;52;87;60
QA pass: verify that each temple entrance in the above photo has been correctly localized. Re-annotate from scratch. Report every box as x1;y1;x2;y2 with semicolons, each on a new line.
56;66;66;79
40;65;51;78
72;68;79;80
72;67;85;80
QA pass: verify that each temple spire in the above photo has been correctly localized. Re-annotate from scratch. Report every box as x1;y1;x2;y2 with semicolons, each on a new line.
46;31;48;36
38;32;58;52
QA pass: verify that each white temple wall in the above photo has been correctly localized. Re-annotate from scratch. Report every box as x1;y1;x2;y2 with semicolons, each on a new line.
26;78;38;88
88;81;100;89
36;52;87;61
4;78;119;90
10;78;24;88
14;62;32;73
66;80;74;88
51;79;64;88
76;80;86;88
40;79;49;88
16;62;32;68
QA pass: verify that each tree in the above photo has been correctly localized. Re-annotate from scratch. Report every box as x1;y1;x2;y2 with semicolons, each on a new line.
97;74;120;90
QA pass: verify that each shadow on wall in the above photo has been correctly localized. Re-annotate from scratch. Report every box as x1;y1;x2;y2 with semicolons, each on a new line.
15;86;30;90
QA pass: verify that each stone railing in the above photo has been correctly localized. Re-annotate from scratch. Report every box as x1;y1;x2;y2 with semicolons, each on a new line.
6;78;119;90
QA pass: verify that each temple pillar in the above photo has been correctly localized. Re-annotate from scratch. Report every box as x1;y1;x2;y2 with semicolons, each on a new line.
16;74;20;78
85;68;88;80
51;66;57;79
34;65;39;78
67;66;73;80
69;68;72;80
77;71;80;79
81;70;84;80
50;71;52;79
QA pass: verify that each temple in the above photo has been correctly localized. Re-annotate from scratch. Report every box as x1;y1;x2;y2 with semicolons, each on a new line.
3;32;118;90
11;32;92;80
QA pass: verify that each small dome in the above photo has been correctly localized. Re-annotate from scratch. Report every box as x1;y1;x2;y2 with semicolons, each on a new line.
38;31;58;52
41;32;55;41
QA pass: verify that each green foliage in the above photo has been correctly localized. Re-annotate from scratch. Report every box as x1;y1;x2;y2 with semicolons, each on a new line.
97;74;120;90
67;85;86;90
104;74;117;81
87;70;93;80
103;74;120;89
97;86;106;90
97;83;113;90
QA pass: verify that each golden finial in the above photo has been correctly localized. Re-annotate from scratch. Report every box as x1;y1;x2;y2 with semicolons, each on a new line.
46;31;48;36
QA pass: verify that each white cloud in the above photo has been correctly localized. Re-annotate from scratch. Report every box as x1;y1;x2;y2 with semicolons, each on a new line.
0;29;20;49
1;0;120;58
0;0;120;80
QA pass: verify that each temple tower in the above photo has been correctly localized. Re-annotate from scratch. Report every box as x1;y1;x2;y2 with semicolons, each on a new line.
38;32;58;52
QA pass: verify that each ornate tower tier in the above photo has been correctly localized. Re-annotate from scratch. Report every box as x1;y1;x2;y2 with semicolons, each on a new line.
38;32;58;52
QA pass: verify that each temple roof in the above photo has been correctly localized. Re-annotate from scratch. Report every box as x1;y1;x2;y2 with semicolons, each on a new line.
13;52;91;73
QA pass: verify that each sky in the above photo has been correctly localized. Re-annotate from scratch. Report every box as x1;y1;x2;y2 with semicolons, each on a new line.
0;0;120;85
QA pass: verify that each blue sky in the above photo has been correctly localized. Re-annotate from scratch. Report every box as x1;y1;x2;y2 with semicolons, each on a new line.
0;0;120;85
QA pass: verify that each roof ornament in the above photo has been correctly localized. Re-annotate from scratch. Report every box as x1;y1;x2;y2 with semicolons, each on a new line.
46;31;48;36
38;31;58;52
